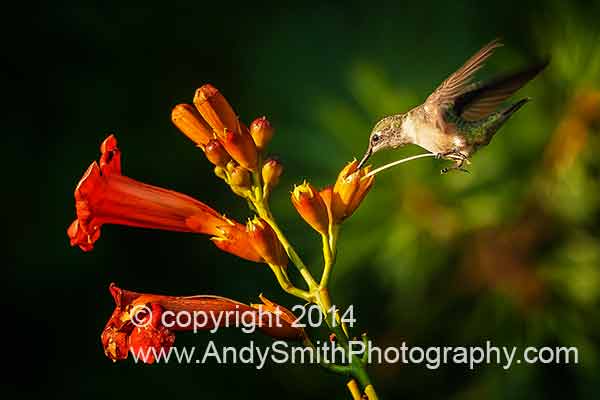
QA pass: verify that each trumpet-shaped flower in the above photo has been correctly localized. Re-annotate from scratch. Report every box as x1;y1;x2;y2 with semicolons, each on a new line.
67;135;261;262
102;283;304;363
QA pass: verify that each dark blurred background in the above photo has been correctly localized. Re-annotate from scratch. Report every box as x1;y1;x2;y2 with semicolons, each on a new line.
7;0;600;398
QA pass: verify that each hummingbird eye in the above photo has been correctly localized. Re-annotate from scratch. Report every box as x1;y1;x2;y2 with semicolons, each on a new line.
371;133;381;144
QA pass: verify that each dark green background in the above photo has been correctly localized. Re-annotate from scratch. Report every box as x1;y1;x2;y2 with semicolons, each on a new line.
8;0;600;398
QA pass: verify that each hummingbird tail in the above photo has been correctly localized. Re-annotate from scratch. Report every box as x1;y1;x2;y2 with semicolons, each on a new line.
502;97;531;118
476;98;531;145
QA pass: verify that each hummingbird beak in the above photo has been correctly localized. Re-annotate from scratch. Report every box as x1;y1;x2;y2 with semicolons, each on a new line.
357;146;372;169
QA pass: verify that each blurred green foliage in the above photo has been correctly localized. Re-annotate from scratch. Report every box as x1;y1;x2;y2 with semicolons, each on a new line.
8;0;600;398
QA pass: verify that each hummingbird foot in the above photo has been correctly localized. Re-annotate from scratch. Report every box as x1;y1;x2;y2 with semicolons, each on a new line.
440;157;470;174
440;165;470;174
436;150;468;162
437;150;470;174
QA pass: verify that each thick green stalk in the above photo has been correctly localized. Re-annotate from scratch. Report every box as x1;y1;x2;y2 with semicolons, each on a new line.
248;166;379;399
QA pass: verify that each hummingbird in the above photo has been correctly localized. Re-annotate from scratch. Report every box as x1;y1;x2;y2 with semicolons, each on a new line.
357;39;549;173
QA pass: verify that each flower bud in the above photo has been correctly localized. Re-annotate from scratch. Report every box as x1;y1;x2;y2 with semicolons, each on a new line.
246;217;287;267
291;182;329;235
249;116;274;151
229;166;251;188
193;84;239;137
331;160;374;223
262;158;283;189
222;128;259;171
204;139;231;166
171;104;213;147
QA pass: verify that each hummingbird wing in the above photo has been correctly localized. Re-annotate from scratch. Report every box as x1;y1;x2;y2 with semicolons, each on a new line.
453;60;550;121
425;39;503;110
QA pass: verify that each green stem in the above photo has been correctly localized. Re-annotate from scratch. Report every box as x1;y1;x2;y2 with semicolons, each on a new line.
320;233;334;288
246;167;379;399
318;290;379;400
303;336;351;375
257;202;319;294
267;264;311;302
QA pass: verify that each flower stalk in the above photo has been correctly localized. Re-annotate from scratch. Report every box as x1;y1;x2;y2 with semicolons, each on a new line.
70;84;381;399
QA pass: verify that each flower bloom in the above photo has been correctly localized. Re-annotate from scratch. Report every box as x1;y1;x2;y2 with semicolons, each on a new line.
330;160;374;223
67;135;261;262
291;182;329;235
102;283;304;363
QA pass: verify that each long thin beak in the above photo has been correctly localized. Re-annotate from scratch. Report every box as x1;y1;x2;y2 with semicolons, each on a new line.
357;147;372;169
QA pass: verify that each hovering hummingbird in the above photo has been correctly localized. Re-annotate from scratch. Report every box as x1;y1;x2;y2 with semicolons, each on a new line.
357;39;549;173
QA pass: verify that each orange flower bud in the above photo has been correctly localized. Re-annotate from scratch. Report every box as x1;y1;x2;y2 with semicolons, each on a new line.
331;160;374;223
204;139;231;166
246;217;287;267
193;84;239;137
222;128;258;171
291;182;329;235
229;165;251;188
249;116;274;151
262;158;283;188
171;104;213;147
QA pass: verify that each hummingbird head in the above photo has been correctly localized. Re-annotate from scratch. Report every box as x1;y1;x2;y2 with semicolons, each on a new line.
357;115;406;168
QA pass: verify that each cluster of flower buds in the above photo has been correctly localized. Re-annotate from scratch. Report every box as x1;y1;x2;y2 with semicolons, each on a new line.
171;84;282;198
291;160;374;235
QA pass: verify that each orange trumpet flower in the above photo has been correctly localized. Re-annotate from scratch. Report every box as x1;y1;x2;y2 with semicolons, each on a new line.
67;135;261;262
102;283;305;363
